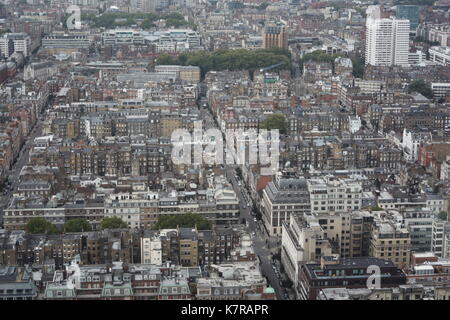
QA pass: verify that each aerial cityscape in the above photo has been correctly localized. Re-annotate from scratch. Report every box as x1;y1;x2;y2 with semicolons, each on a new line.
0;0;449;304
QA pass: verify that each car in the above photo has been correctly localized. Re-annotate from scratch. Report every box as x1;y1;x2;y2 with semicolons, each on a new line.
254;218;257;223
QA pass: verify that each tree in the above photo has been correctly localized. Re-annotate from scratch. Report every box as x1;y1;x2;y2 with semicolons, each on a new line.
257;2;269;10
100;217;128;229
408;79;433;99
155;48;291;78
236;167;243;180
260;114;287;134
351;54;365;78
439;211;448;221
64;218;92;232
154;212;212;230
26;217;59;235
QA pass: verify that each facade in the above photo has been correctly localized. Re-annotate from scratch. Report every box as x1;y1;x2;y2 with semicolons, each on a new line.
102;30;145;46
261;176;311;236
431;82;450;98
41;33;91;53
369;220;411;269
395;5;420;31
262;23;288;50
365;6;410;66
0;33;31;58
429;46;450;66
298;256;407;300
281;214;332;286
307;176;362;215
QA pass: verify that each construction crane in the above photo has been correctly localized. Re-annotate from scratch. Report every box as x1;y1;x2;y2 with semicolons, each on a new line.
259;61;286;73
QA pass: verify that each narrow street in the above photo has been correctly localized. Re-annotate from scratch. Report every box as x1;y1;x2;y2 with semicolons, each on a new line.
199;96;288;299
0;112;45;226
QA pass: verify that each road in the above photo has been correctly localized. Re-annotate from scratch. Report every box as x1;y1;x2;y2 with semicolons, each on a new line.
199;98;287;300
225;167;286;300
0;115;45;226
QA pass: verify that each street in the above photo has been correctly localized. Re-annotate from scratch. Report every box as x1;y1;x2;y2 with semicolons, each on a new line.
0;114;45;226
225;166;287;300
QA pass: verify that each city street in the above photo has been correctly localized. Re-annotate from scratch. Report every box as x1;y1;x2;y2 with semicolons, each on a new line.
225;167;286;300
0;114;45;226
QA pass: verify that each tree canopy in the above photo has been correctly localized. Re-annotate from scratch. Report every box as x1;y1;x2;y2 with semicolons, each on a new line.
154;212;212;230
260;114;288;134
100;217;128;229
82;12;194;29
64;218;92;232
394;0;435;5
26;217;59;235
439;211;448;221
156;48;291;77
408;79;433;99
350;54;365;78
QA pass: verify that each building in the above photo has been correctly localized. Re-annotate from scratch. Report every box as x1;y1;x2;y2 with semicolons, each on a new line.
317;284;425;300
431;82;450;98
262;22;288;50
41;33;92;53
0;33;31;58
261;175;311;236
369;219;411;269
395;5;420;32
432;220;450;258
102;30;145;46
429;46;450;66
0;266;38;300
281;214;332;286
155;65;201;83
365;6;410;66
298;256;407;300
306;175;362;215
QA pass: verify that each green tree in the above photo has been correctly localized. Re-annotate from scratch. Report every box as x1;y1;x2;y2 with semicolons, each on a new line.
408;79;433;99
155;48;291;78
100;217;128;229
236;167;243;180
257;2;269;10
26;217;59;235
351;54;365;78
154;212;212;230
439;211;448;221
260;114;287;134
64;218;92;232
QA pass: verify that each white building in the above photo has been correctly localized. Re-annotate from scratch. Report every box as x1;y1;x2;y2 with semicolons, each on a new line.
307;175;362;215
402;128;432;162
429;46;450;66
261;176;311;237
281;214;331;286
0;33;31;58
104;191;159;229
102;30;145;46
432;219;450;258
365;5;410;66
349;116;362;133
140;229;175;264
431;82;450;99
408;50;427;65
